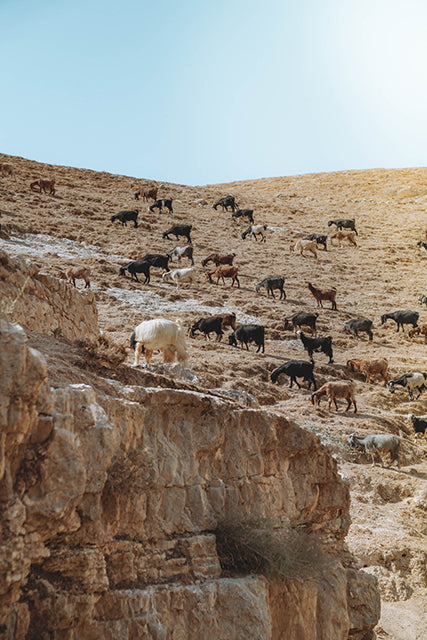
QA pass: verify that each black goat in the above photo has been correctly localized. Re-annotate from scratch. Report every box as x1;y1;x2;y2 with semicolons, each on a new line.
140;253;170;272
271;360;317;390
296;330;334;364
162;225;192;243
212;195;237;212
119;260;150;283
189;316;224;342
110;210;139;228
283;312;318;334
327;218;358;235
343;318;373;341
407;414;427;443
231;209;254;223
149;198;173;214
304;233;328;250
254;277;286;300
381;310;419;332
417;241;427;251
229;325;265;354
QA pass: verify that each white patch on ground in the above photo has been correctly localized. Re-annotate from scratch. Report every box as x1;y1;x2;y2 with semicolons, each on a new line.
0;233;125;262
105;286;261;323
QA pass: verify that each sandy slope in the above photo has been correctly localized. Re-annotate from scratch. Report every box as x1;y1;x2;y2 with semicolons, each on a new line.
1;154;427;638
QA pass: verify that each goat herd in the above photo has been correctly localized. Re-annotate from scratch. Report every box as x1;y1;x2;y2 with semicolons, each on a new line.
9;170;427;470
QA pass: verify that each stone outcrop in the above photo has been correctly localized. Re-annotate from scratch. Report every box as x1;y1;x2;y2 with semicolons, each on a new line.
0;321;380;639
0;251;98;341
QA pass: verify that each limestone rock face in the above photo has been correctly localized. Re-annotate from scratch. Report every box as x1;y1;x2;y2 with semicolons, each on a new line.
0;322;379;639
0;251;98;341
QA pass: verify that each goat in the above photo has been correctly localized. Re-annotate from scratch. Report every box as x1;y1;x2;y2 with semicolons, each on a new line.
329;230;357;247
388;372;427;401
135;186;157;201
418;294;427;307
328;218;358;235
231;209;254;224
311;381;357;412
346;358;389;385
167;245;194;265
207;265;240;288
59;266;91;289
297;330;334;364
212;195;237;212
0;163;14;178
130;318;188;366
271;360;317;390
406;414;427;443
307;282;337;310
229;324;265;353
213;312;237;331
162;224;192;243
201;253;236;268
408;324;427;343
284;312;318;335
290;238;318;258
417;240;427;251
111;210;139;228
30;178;55;195
380;310;419;332
189;316;224;341
348;433;400;469
149;198;173;215
254;277;286;300
241;224;267;243
140;254;170;272
343;318;373;341
304;233;328;250
162;267;197;289
119;260;150;284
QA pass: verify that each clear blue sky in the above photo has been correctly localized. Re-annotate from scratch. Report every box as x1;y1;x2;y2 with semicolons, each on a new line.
1;0;426;185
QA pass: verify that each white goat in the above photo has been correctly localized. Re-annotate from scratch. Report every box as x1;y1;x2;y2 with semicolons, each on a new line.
387;372;427;401
162;268;197;289
130;319;189;365
348;433;401;469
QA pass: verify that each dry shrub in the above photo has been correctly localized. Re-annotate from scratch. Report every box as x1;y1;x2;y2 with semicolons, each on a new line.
215;514;328;580
105;449;154;496
76;334;127;368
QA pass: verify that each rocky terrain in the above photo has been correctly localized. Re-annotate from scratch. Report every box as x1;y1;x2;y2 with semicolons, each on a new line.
0;153;426;639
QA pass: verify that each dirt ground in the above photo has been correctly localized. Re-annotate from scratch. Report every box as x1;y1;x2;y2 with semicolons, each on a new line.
1;154;426;639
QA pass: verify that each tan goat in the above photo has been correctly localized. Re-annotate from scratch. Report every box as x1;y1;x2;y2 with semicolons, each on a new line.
30;178;55;195
290;238;318;258
0;163;14;178
346;358;389;385
59;266;91;289
311;381;357;412
408;324;427;343
307;282;337;310
330;230;357;247
206;265;240;288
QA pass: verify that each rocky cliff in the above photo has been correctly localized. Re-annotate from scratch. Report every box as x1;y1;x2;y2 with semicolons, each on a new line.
0;271;379;639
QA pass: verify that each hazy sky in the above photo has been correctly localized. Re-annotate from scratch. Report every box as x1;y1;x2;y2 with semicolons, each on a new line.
1;0;426;185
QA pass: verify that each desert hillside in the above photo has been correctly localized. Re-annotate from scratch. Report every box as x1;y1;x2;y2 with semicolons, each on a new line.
1;154;427;639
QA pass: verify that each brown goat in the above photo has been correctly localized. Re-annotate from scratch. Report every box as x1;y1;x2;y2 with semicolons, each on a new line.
206;265;240;288
409;324;427;343
0;163;14;178
201;252;236;268
346;358;389;385
30;178;55;195
311;381;357;412
330;230;357;247
135;186;158;201
307;282;337;310
59;266;91;289
212;312;237;331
